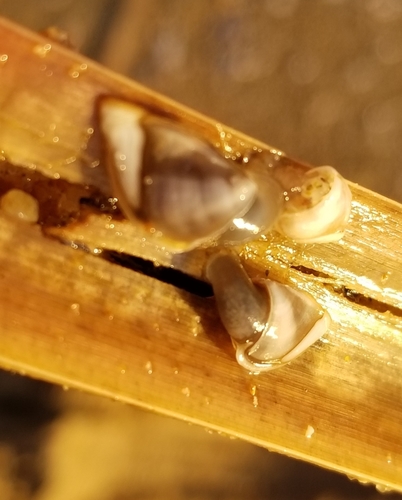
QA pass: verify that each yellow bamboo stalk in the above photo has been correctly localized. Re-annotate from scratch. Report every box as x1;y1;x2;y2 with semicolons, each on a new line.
0;17;401;492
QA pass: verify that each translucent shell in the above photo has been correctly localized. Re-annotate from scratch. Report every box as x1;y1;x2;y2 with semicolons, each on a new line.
206;253;330;373
99;97;352;250
99;97;281;251
275;165;352;243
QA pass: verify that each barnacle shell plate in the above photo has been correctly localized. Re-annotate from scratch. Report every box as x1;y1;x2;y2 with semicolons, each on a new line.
234;280;330;373
276;166;352;243
99;97;263;251
206;252;329;374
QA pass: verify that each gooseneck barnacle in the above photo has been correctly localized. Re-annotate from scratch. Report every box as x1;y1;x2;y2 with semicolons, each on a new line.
99;96;351;372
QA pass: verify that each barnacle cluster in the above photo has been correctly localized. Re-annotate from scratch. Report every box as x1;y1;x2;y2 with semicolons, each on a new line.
99;97;352;373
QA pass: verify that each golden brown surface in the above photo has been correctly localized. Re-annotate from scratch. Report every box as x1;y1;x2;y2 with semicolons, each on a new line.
0;17;402;494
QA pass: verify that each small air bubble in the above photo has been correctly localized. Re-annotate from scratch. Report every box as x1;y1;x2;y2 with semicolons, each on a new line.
181;387;190;397
145;361;153;375
305;425;315;438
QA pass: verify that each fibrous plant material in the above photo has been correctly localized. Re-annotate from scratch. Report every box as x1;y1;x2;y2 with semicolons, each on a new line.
0;17;402;493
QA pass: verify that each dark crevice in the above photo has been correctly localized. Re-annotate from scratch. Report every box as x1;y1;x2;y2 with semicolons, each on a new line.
327;285;402;317
0;159;117;226
291;265;331;280
0;154;209;298
100;249;213;298
1;156;397;308
292;265;402;318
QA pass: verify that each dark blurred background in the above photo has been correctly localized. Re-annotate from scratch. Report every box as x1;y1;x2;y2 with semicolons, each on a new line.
1;1;402;498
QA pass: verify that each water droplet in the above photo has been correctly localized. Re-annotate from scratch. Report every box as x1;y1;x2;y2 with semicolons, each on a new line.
0;189;39;223
250;384;258;407
386;453;392;464
62;385;69;391
305;425;315;439
120;368;126;375
145;361;153;375
204;397;210;405
68;63;88;79
376;483;394;493
0;54;8;65
33;43;52;57
381;271;391;283
181;387;190;397
70;303;80;316
173;368;179;375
